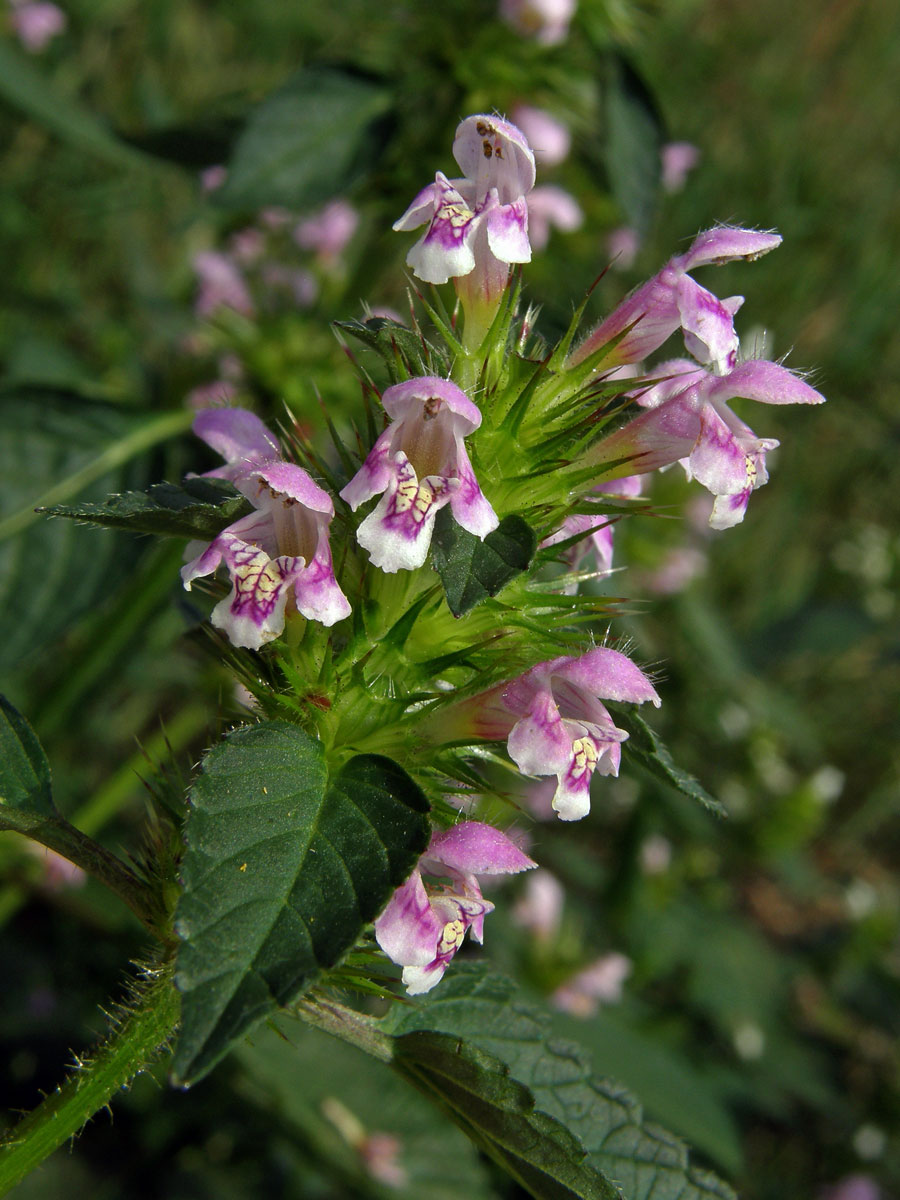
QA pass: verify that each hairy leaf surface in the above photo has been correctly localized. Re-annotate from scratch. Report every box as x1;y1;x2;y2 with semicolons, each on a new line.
173;722;430;1085
44;478;252;540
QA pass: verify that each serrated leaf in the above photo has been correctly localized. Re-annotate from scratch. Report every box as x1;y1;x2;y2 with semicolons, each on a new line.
432;511;537;618
43;478;252;540
335;317;446;381
0;695;56;822
385;965;737;1200
394;1030;616;1200
173;722;430;1085
217;67;391;211
617;709;727;817
606;55;662;238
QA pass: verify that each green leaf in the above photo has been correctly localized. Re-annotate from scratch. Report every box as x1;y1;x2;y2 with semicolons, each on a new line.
43;478;252;540
616;709;727;817
394;1030;616;1200
217;67;392;211
173;722;430;1086
0;695;55;821
605;55;663;238
238;1020;495;1200
431;511;537;618
335;317;447;382
0;395;191;671
0;41;149;171
385;965;737;1200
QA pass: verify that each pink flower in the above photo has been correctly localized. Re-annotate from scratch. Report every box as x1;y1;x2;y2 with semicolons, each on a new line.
294;199;359;261
9;0;65;52
461;647;660;821
193;251;254;319
527;185;583;251
512;869;564;940
540;475;643;583
340;376;498;573
606;226;641;270
499;0;576;44
510;105;571;166
182;409;350;648
661;142;701;194
394;115;535;289
200;165;227;194
570;225;783;372
375;823;536;995
553;953;632;1016
630;356;825;527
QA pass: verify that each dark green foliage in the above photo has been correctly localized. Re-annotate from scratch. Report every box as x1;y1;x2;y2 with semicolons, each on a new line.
336;317;448;382
616;708;728;817
216;66;392;211
0;695;55;821
387;965;737;1200
432;511;537;617
173;722;430;1085
605;55;663;238
43;478;252;541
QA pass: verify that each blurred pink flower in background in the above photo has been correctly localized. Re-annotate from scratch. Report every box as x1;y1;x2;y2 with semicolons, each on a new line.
9;0;66;52
193;251;254;318
510;105;571;166
27;845;86;890
607;226;641;270
513;869;565;940
527;185;583;251
186;380;238;411
819;1177;881;1200
661;141;701;193
499;0;576;44
553;952;632;1016
294;199;359;262
200;165;227;194
639;833;673;875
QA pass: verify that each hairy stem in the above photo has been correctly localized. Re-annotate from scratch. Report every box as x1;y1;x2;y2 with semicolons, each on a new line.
0;967;180;1196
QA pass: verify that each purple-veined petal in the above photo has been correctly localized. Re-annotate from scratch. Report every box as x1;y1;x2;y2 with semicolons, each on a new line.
686;405;764;495
709;488;753;530
448;439;499;538
675;275;740;372
405;175;479;284
392;179;442;232
506;686;573;776
374;870;444;969
485;196;532;265
677;226;782;271
425;823;536;877
340;428;395;510
209;537;306;650
181;508;277;586
356;454;456;572
591;390;704;478
551;733;602;821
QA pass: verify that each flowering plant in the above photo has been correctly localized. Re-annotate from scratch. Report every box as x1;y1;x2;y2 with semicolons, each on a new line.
1;105;825;1199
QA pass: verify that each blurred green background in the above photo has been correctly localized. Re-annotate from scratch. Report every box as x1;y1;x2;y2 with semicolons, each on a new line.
1;0;898;1197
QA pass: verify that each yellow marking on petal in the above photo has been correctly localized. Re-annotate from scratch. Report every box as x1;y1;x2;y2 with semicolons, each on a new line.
438;919;465;955
570;736;599;780
745;455;757;486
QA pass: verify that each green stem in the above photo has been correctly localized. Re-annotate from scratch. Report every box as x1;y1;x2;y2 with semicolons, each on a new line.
293;996;393;1064
0;968;180;1196
0;409;193;542
0;812;162;936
